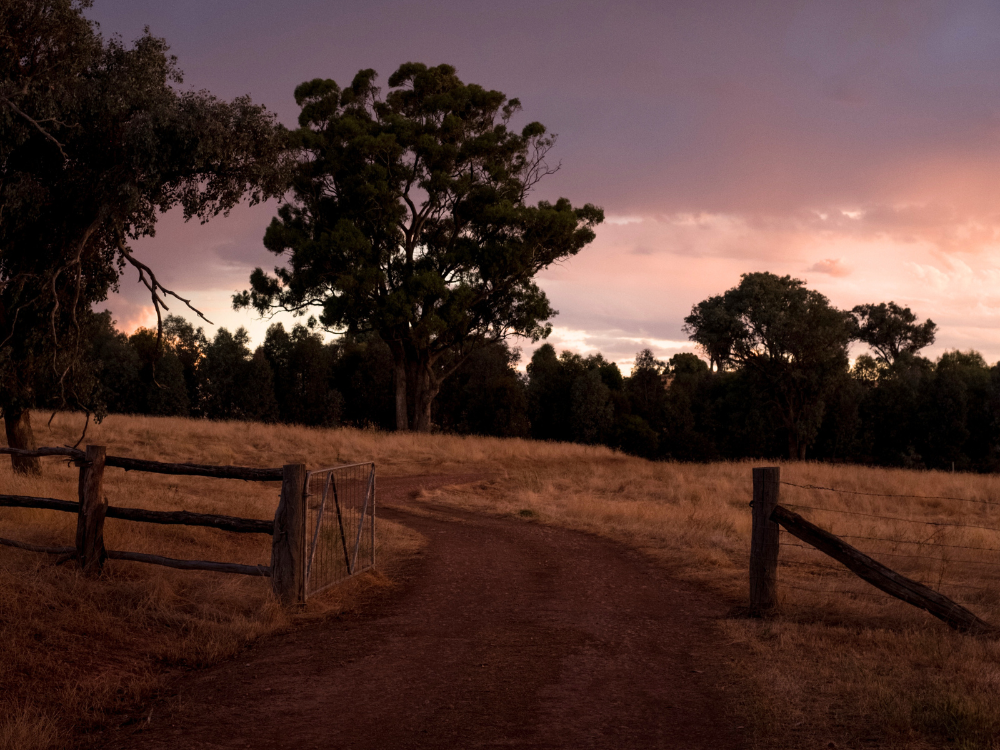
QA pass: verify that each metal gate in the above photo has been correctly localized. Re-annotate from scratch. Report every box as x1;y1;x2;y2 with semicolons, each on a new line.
304;462;375;598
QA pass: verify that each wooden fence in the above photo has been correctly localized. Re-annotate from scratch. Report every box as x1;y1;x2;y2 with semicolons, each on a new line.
0;444;323;605
749;466;997;636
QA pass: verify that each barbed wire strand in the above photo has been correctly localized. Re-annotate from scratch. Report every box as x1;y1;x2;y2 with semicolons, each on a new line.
839;534;1000;553
780;480;1000;509
781;502;1000;534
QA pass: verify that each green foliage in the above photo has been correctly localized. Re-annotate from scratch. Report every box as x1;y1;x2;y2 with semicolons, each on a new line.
237;63;602;431
684;272;853;459
0;0;287;436
198;328;279;422
435;342;529;438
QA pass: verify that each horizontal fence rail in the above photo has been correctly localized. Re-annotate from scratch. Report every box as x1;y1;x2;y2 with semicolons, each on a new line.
0;446;283;481
106;550;270;577
0;494;273;534
1;445;377;604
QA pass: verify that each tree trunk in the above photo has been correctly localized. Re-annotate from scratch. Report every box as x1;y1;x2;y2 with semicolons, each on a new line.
391;349;409;431
4;408;40;475
411;362;439;433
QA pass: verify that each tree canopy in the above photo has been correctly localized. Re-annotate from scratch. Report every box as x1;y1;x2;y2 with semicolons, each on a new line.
0;0;288;470
684;272;853;459
236;63;603;431
850;302;936;364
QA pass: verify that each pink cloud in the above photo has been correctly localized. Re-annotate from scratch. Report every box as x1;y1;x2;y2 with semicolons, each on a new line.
806;258;852;277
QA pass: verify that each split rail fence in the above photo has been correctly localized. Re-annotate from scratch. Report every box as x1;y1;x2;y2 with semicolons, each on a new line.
0;445;375;604
749;466;1000;635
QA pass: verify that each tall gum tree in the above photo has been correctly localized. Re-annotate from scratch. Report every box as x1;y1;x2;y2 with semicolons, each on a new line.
236;63;603;431
0;0;289;472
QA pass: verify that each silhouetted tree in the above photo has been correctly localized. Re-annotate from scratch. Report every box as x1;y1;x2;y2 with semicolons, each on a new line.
851;302;936;364
626;349;668;431
331;334;396;429
0;0;288;471
684;272;853;459
237;63;602;432
198;328;278;422
262;323;342;426
436;342;529;437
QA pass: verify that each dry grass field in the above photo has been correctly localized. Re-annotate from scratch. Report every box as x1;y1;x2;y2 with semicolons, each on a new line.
4;412;1000;748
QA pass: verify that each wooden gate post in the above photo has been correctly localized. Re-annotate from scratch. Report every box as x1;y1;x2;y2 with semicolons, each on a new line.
76;445;107;575
750;466;781;614
271;463;306;605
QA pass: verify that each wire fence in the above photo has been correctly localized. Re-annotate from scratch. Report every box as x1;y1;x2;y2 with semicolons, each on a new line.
776;480;1000;618
304;462;375;598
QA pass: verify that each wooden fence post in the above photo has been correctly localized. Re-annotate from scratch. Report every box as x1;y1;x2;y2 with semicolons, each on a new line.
271;463;306;605
75;445;107;575
750;466;781;614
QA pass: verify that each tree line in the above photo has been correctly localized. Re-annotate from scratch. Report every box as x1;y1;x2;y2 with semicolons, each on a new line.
40;268;1000;474
4;2;991;475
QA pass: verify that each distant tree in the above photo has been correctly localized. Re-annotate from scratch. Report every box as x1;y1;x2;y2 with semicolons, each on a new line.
526;344;570;441
684;272;853;459
681;298;738;372
332;334;396;429
162;316;207;410
612;414;659;459
851;302;936;364
262;323;342;426
127;328;189;416
0;0;288;471
571;368;613;444
87;313;142;415
436;342;529;437
526;346;619;443
626;349;668;430
236;63;602;432
917;351;991;470
198;328;279;422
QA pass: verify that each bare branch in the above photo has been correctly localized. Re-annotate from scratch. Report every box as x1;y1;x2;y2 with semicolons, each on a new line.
118;240;214;351
1;95;69;160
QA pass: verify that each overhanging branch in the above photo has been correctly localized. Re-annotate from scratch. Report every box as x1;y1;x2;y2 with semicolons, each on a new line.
118;240;213;351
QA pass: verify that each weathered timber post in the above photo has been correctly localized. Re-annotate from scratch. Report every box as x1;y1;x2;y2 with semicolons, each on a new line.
750;466;781;614
76;445;107;575
271;463;306;605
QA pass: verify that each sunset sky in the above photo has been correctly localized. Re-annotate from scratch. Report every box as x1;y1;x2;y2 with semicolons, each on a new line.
88;0;1000;372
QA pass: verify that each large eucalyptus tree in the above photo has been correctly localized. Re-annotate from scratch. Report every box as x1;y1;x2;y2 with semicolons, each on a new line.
236;63;602;431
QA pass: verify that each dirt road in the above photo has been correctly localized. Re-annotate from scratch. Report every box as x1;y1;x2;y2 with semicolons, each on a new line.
97;476;743;749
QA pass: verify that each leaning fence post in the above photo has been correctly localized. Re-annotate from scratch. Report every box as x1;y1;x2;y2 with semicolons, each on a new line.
271;463;306;605
76;445;107;575
750;466;781;614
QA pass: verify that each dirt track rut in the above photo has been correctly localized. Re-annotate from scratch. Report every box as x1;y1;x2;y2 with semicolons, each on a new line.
97;477;743;749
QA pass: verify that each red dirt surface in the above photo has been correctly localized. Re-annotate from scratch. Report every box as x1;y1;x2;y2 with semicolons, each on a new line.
94;475;744;749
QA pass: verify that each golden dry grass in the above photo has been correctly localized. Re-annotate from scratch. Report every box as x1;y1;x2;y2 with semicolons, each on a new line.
5;411;1000;748
0;411;427;750
412;457;1000;749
